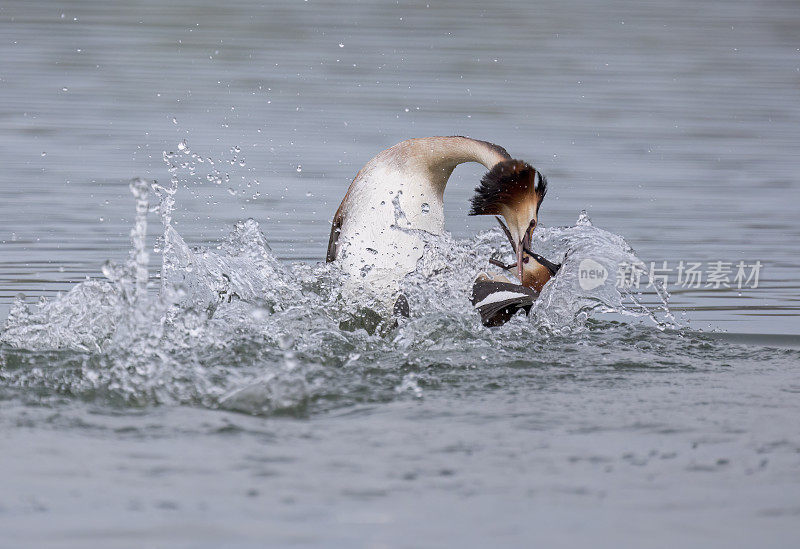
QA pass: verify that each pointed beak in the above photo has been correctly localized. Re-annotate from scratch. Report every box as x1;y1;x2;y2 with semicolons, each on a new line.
494;216;538;285
516;220;536;284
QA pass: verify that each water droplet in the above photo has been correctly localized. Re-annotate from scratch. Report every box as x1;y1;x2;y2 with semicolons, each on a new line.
576;210;593;226
421;203;430;214
177;139;187;151
251;306;268;322
61;87;68;92
278;334;294;350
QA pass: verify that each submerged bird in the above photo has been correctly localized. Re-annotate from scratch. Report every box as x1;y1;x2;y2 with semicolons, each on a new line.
326;136;556;311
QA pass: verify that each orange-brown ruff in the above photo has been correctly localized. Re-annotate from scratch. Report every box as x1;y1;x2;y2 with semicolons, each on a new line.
469;159;553;291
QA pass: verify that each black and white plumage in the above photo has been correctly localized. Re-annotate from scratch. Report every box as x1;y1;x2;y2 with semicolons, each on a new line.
326;136;553;311
471;279;539;327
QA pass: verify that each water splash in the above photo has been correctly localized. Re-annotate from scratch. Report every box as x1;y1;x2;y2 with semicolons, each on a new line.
129;178;150;315
0;142;680;415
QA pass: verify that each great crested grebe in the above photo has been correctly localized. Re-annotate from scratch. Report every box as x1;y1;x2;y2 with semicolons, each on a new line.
326;136;556;310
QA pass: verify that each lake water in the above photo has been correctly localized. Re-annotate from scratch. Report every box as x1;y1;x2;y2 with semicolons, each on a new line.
1;0;799;547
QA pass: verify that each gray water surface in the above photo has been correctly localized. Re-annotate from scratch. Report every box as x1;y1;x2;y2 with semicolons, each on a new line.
1;0;800;547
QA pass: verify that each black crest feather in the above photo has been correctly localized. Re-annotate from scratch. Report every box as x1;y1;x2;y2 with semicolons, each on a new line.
469;159;547;216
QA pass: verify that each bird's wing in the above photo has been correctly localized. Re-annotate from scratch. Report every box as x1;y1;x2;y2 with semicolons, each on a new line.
326;209;343;263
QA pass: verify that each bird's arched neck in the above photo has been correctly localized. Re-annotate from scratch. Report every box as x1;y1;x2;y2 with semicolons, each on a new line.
389;136;511;195
326;136;513;272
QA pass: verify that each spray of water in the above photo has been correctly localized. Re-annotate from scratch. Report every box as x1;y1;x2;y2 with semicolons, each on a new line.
0;140;678;415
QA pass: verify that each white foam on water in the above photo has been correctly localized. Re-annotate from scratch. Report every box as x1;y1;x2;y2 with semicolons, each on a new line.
0;141;680;415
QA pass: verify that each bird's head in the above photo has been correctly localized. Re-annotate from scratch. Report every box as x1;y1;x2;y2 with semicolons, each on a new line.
469;159;552;288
